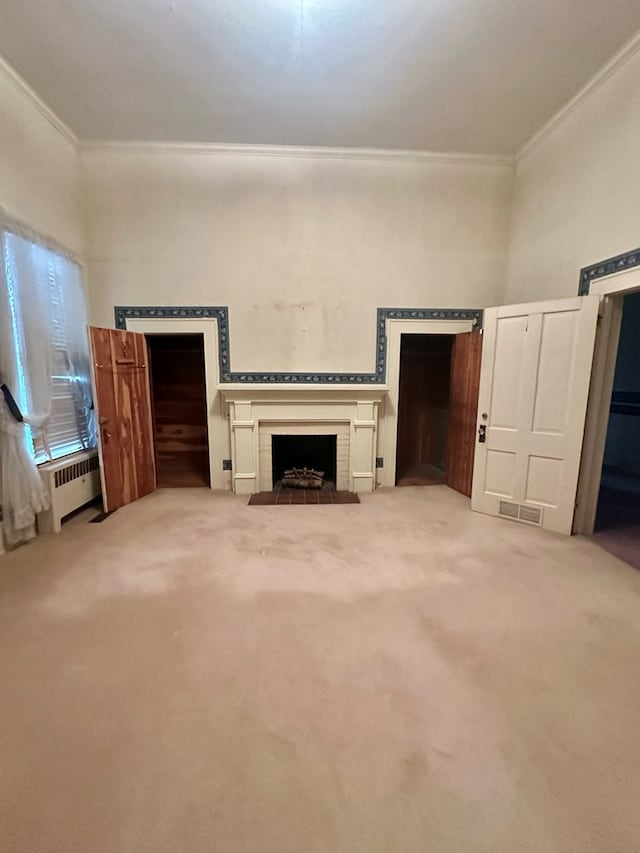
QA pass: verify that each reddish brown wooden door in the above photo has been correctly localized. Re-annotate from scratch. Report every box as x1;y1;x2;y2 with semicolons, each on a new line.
446;330;482;497
89;327;156;512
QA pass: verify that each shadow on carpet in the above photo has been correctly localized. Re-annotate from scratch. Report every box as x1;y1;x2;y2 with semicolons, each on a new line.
396;462;446;487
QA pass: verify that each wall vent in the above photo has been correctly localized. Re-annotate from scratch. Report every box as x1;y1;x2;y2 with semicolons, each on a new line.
498;500;519;519
499;500;543;526
518;505;543;525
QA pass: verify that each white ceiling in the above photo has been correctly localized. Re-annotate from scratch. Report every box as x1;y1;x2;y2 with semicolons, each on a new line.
2;0;640;154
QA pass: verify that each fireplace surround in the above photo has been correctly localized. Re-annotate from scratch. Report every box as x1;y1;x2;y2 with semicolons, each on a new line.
222;388;385;494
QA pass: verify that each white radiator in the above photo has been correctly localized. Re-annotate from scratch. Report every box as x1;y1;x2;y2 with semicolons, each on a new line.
37;450;102;534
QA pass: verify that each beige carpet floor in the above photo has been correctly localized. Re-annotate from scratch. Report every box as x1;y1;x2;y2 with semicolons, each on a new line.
2;486;640;853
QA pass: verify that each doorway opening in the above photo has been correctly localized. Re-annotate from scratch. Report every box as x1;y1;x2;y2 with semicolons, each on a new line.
394;330;482;495
146;333;210;488
593;291;640;568
395;334;453;486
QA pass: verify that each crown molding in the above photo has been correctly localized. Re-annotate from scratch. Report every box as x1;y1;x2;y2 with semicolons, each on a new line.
4;27;640;168
0;55;78;147
80;138;515;168
517;30;640;163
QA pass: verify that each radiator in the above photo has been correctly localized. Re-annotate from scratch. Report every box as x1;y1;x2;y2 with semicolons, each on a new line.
36;450;102;534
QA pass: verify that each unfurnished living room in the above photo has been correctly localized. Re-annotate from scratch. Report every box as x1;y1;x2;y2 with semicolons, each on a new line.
2;1;640;851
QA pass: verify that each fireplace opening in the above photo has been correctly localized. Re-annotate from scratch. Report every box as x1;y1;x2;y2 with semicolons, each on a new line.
271;434;337;490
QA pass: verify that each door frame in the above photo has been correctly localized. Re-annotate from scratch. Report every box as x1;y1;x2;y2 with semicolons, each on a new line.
379;318;476;488
574;266;640;534
125;317;229;490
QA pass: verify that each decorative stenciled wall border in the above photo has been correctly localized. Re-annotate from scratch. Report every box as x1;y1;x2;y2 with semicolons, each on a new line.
579;246;640;295
115;305;483;384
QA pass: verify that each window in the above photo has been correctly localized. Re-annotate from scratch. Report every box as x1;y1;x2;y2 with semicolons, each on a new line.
1;229;95;463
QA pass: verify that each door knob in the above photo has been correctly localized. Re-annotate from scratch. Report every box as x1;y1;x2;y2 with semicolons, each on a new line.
478;424;487;443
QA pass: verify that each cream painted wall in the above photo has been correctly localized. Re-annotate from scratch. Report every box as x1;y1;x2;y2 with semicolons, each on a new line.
0;60;85;542
0;60;84;254
505;44;640;303
82;147;513;374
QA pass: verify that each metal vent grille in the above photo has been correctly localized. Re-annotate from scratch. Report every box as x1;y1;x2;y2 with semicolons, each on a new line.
54;455;99;488
499;500;543;526
499;500;519;519
518;505;543;525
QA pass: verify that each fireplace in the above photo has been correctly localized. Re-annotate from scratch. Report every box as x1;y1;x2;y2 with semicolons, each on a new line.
271;434;337;490
222;389;385;495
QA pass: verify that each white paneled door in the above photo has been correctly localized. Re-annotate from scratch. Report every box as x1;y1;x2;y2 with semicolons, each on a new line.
471;295;599;534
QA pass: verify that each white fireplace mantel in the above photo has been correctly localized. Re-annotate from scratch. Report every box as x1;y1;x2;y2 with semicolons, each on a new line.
221;387;387;495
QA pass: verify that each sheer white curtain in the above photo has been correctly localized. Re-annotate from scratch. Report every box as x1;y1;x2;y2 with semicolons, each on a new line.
0;221;94;546
0;232;54;544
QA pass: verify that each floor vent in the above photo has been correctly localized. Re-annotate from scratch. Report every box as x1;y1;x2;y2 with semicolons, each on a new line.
499;500;543;526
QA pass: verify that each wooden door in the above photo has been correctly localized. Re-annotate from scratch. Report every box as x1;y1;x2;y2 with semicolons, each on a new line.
89;327;156;512
471;295;599;534
446;330;482;497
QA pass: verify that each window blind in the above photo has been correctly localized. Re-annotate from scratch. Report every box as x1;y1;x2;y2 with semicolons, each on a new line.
2;231;95;464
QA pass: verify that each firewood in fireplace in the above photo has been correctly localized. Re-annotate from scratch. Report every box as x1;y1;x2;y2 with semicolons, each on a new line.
281;467;325;489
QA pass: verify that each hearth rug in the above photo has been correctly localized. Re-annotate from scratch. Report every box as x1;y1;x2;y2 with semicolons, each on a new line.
248;490;360;506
